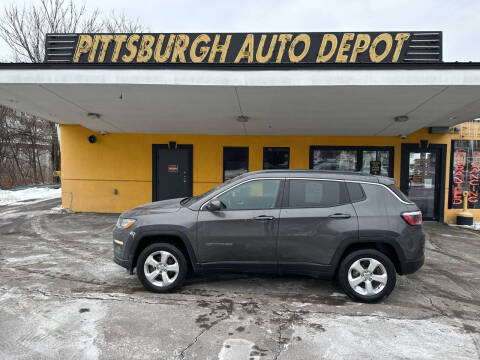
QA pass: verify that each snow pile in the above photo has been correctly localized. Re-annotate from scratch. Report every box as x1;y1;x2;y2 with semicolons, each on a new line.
447;221;480;231
0;187;61;205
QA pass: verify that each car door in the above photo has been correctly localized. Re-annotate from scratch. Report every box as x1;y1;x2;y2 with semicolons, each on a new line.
197;178;284;272
277;179;358;276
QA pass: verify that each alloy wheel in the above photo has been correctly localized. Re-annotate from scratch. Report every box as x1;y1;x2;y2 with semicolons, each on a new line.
347;258;388;296
143;250;180;287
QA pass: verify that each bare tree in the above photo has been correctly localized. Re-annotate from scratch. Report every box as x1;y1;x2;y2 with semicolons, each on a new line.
102;10;145;33
0;0;143;187
0;109;52;187
1;0;99;63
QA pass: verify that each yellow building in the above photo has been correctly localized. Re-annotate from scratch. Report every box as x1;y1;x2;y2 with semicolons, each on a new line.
2;31;480;223
57;122;480;223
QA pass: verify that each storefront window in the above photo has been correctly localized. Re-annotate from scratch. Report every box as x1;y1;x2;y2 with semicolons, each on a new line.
312;150;356;171
450;140;480;209
263;147;290;169
310;146;393;177
361;150;390;176
223;147;249;181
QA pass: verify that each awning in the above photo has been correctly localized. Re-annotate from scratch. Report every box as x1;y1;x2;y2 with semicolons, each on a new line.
1;64;480;136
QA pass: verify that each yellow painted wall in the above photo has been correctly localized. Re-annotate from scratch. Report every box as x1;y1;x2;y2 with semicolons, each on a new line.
60;124;474;222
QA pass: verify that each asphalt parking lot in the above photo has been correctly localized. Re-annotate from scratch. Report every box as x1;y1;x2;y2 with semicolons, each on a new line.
0;199;479;359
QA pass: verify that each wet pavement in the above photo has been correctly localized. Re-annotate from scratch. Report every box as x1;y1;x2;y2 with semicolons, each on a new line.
0;199;479;359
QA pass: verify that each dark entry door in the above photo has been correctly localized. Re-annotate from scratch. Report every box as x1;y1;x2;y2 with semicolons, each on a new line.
153;145;192;201
400;144;445;221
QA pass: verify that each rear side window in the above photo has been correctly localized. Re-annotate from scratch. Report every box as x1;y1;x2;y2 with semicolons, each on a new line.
288;180;348;208
346;182;366;203
387;184;411;202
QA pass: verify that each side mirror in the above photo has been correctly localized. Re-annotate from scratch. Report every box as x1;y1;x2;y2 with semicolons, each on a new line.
205;199;223;211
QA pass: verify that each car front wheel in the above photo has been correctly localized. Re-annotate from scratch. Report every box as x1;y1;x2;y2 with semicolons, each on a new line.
338;249;396;303
137;243;187;292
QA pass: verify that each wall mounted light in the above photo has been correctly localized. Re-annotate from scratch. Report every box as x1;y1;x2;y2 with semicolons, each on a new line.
236;115;249;123
394;115;409;123
87;112;101;119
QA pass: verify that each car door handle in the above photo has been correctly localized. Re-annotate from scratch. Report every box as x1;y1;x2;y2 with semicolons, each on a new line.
328;213;351;219
253;215;275;221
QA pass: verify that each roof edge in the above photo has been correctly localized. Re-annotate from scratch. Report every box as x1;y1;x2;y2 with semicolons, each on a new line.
1;62;480;70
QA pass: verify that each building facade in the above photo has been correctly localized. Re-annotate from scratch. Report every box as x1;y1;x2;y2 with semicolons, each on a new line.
2;31;480;222
58;122;480;223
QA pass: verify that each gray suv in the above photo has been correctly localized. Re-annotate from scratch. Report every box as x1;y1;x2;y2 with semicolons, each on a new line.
113;170;424;302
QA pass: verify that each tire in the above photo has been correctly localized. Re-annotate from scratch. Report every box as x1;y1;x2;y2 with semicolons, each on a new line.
338;249;396;303
137;243;187;293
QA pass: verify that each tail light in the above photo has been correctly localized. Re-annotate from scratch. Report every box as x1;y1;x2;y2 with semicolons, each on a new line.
402;211;422;226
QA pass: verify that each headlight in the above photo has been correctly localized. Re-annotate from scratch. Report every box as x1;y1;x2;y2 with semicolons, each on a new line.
116;218;136;229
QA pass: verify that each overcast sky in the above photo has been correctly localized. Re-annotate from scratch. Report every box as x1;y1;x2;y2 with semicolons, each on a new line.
0;0;478;62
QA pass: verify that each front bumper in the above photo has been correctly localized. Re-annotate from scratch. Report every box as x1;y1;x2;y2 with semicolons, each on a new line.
399;254;425;275
113;226;135;273
113;255;130;269
113;239;132;271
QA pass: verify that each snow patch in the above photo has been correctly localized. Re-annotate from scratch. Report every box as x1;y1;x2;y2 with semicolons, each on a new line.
48;205;63;213
0;295;106;359
0;187;61;206
4;254;50;264
218;339;259;360
447;221;480;231
286;314;477;359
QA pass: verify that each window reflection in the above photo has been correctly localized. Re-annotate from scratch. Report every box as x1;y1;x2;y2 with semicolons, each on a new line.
361;150;390;176
312;150;356;171
263;147;290;169
224;147;249;181
408;152;437;219
311;147;393;177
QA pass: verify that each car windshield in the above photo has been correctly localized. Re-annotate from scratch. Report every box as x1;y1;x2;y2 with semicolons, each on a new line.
180;175;243;206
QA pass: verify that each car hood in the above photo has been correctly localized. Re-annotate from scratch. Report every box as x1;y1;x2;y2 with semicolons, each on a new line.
121;198;184;217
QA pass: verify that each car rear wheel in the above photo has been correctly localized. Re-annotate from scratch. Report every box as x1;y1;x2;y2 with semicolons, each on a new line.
338;249;396;303
137;243;187;292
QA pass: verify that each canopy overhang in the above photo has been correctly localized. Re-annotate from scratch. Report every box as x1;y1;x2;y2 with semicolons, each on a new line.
1;65;480;136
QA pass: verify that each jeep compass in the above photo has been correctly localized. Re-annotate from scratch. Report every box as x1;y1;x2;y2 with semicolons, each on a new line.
113;170;425;302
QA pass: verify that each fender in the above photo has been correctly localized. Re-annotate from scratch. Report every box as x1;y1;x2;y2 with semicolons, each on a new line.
127;226;199;274
329;237;406;271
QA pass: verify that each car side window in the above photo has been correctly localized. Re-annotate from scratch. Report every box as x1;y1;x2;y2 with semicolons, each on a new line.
288;180;348;208
346;182;366;203
217;179;281;210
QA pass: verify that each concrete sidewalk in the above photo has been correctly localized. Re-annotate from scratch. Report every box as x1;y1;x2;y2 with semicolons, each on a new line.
0;199;479;359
